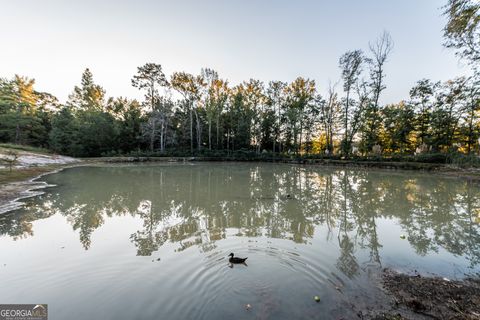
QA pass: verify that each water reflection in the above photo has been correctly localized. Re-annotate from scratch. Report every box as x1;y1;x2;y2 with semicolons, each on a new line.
1;164;479;273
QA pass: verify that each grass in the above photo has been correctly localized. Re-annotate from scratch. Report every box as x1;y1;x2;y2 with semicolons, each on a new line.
0;143;52;155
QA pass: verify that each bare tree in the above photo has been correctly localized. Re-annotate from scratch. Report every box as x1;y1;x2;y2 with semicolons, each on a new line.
369;31;394;112
2;150;19;172
361;31;394;151
339;50;364;155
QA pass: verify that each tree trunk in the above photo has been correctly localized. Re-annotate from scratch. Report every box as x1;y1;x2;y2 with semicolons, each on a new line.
208;121;212;150
344;90;350;155
216;115;220;150
227;131;230;153
257;131;261;154
160;120;165;153
190;105;193;154
150;119;156;152
299;114;303;155
468;107;474;153
194;107;201;151
15;124;20;144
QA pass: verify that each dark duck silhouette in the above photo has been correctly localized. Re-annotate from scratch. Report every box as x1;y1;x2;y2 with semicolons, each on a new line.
228;253;248;264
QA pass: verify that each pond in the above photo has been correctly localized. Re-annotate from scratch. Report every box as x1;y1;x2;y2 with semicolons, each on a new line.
0;163;479;319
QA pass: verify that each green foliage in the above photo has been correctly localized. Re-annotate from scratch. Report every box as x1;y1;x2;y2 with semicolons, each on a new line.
381;102;415;153
68;68;105;110
0;143;50;154
410;79;439;146
0;76;49;147
410;153;449;164
132;63;168;112
339;50;364;155
284;77;316;153
224;87;252;150
116;99;143;152
0;25;478;166
49;107;78;155
0;2;477;165
443;0;480;64
448;152;480;167
73;110;119;157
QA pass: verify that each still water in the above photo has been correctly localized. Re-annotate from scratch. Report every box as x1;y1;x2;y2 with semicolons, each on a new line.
0;163;479;319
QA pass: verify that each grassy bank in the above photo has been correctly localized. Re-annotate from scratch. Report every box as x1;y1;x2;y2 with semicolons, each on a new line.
0;143;52;155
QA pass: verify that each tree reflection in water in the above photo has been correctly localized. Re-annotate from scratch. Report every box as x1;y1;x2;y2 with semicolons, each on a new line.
1;164;479;274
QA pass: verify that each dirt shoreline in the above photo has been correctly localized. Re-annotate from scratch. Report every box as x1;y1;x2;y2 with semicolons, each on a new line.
367;269;480;320
0;165;76;214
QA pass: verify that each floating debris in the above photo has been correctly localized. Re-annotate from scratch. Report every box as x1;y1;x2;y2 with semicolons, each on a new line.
314;296;320;302
245;304;252;310
400;234;406;239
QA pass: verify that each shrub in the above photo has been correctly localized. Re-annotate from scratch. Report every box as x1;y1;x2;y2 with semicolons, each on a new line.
448;153;480;168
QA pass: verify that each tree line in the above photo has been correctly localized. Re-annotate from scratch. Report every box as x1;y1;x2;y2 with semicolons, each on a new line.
0;0;478;158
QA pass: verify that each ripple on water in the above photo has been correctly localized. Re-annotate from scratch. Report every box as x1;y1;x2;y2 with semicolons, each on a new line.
157;239;338;320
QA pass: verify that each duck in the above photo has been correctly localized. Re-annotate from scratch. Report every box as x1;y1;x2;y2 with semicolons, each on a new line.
228;252;248;264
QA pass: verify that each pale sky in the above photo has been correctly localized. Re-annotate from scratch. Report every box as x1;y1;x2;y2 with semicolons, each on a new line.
0;0;471;104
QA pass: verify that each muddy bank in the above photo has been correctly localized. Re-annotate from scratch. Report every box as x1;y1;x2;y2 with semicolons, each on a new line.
0;167;68;214
365;269;480;320
0;147;82;213
0;179;52;214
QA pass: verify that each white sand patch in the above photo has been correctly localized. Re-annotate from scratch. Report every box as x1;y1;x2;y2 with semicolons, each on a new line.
18;154;78;166
0;151;79;169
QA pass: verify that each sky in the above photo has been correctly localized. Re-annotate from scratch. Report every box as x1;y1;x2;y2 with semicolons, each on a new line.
0;0;471;104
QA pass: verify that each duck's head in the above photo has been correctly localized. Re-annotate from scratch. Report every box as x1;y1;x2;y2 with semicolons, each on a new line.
228;253;234;257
